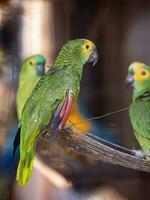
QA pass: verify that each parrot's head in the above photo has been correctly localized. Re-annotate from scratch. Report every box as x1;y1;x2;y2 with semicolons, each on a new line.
126;62;150;97
22;55;46;76
55;39;98;67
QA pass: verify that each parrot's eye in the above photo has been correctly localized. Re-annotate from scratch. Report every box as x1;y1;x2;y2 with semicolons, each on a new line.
29;61;33;65
141;70;147;76
85;44;90;50
83;44;91;51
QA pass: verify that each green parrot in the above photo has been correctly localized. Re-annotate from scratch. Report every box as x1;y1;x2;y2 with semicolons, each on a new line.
16;55;46;120
127;62;150;158
13;39;98;187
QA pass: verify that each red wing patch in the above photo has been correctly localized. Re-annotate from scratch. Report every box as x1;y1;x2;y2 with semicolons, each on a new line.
51;89;74;133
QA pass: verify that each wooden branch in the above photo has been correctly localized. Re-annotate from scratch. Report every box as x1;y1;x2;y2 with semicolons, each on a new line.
49;127;150;173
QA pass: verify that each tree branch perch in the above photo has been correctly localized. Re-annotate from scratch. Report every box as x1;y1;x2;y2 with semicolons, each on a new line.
49;128;150;173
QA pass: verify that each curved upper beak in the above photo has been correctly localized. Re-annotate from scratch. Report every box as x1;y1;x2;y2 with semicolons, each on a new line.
36;63;45;76
126;73;134;87
88;49;98;66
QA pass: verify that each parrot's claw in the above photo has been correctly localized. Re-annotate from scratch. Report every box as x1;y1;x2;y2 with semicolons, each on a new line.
40;124;51;134
64;124;74;131
131;149;150;159
41;132;49;141
131;149;145;158
40;130;59;143
40;124;52;141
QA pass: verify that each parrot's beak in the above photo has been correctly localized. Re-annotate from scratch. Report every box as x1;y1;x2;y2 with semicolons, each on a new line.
126;73;134;87
36;63;45;76
88;49;98;66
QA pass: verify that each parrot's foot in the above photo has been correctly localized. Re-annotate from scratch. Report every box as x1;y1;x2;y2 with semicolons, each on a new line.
40;131;58;146
40;123;60;142
64;124;74;131
131;149;145;158
40;124;51;135
41;132;49;141
131;149;150;159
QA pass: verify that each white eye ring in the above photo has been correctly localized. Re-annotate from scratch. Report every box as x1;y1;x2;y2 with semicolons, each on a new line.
84;44;91;50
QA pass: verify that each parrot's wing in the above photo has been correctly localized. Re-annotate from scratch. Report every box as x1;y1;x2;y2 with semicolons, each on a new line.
21;88;73;150
46;66;59;75
31;66;60;94
50;89;74;133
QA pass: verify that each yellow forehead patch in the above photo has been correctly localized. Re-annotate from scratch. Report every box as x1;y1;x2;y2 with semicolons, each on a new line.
82;40;94;54
131;62;150;81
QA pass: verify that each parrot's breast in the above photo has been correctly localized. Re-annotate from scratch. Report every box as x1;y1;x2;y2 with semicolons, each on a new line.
129;99;150;140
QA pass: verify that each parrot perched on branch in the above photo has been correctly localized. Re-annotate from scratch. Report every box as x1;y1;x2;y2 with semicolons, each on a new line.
127;62;150;158
13;39;98;187
17;55;46;120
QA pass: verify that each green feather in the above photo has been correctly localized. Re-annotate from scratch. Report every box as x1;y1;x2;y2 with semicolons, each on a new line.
16;146;34;187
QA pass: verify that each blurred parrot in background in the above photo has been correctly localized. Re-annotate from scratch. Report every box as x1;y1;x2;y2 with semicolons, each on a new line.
13;39;98;187
0;55;46;175
127;62;150;158
17;55;46;120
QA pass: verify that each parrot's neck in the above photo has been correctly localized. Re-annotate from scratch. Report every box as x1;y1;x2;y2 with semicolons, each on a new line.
133;89;150;102
54;45;86;67
19;71;39;87
54;49;85;80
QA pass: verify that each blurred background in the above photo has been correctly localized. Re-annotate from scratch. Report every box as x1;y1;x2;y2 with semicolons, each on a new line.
1;0;150;199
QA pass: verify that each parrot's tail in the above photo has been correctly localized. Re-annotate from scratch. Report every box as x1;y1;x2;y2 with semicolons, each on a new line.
16;147;34;187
